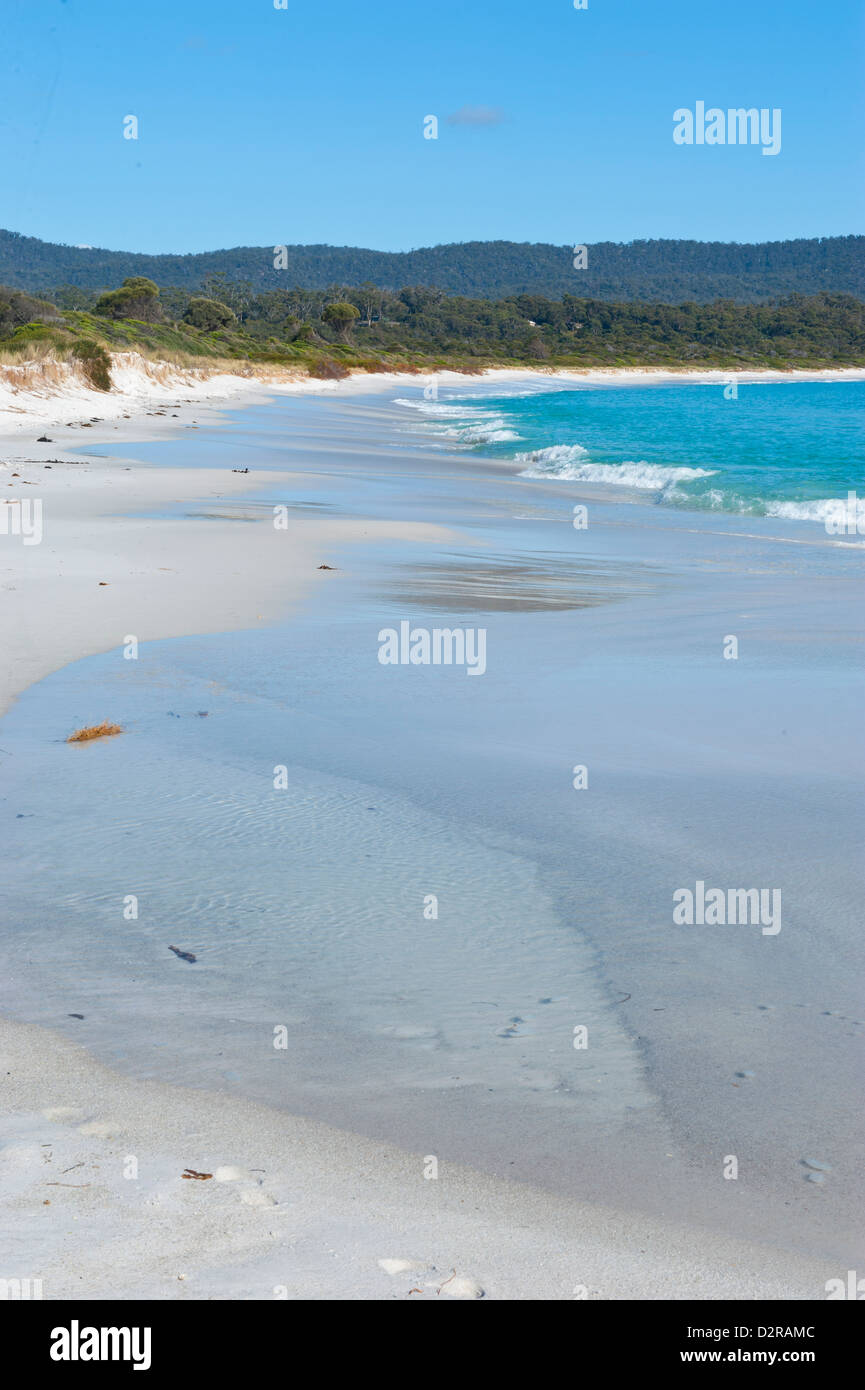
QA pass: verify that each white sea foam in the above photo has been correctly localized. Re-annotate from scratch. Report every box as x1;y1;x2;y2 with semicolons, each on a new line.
436;387;551;401
651;486;865;532
434;421;521;444
516;444;715;489
765;495;865;525
659;484;740;510
393;398;491;417
393;397;521;444
515;443;590;471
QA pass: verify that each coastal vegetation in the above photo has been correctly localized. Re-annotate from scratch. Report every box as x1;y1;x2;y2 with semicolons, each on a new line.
95;276;163;322
1;275;863;377
70;339;113;390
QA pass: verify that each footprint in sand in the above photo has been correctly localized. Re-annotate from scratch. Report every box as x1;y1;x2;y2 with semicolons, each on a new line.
497;1015;529;1038
77;1120;122;1139
378;1258;433;1277
378;1024;442;1045
802;1158;831;1185
42;1106;85;1123
240;1187;278;1208
515;1068;562;1091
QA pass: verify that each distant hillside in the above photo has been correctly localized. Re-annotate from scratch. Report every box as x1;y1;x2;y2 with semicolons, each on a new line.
1;230;862;303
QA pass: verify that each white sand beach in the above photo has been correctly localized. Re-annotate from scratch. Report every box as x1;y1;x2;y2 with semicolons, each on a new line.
1;353;860;1300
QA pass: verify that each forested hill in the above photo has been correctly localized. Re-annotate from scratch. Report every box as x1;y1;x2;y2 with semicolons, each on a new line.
1;230;862;303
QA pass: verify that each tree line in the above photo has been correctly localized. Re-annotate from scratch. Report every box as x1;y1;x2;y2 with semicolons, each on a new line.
3;276;863;369
1;228;862;303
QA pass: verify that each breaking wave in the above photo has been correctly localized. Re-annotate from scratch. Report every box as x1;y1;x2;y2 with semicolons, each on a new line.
516;444;715;489
393;396;521;444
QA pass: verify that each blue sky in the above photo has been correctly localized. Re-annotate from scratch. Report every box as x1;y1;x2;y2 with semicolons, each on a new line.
2;0;862;253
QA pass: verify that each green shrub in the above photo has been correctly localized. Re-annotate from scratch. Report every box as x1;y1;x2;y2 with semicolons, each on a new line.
183;297;238;332
10;321;60;342
96;277;163;323
72;340;113;391
0;286;61;337
321;301;360;340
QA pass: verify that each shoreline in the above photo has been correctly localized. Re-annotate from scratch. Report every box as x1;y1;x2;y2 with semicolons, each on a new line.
1;349;864;445
3;355;855;727
1;367;860;1299
0;447;453;721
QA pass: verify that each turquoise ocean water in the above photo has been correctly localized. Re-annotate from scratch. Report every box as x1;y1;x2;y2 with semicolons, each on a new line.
394;379;865;523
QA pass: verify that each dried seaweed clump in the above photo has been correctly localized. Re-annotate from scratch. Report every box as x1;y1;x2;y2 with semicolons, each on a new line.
66;722;124;743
